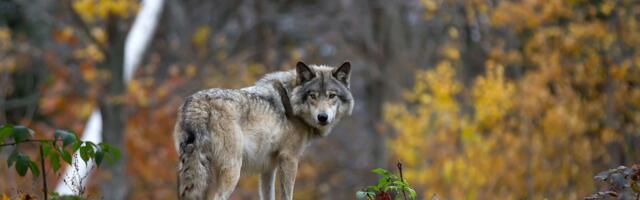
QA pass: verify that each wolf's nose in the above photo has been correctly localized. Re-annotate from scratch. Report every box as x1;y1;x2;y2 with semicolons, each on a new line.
317;113;328;123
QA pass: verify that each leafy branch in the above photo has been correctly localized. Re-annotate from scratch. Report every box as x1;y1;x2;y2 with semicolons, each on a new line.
356;161;417;200
0;124;120;199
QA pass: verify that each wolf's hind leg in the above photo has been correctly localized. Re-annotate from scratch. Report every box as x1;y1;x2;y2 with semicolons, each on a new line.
211;160;241;200
210;124;243;200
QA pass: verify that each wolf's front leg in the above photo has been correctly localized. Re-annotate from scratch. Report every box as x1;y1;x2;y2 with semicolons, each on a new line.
259;169;276;200
277;155;299;200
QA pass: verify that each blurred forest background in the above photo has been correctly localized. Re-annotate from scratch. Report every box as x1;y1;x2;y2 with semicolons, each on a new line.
1;0;639;199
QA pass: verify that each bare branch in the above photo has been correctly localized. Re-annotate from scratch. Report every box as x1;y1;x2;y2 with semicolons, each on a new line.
0;139;59;147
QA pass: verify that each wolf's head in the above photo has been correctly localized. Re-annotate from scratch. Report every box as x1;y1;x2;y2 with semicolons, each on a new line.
290;61;354;135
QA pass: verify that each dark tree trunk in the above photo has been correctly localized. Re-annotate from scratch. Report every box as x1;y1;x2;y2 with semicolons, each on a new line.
97;13;128;200
254;0;277;70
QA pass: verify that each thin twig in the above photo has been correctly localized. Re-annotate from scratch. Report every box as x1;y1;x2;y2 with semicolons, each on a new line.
39;145;48;200
397;160;408;200
63;0;108;55
0;139;60;147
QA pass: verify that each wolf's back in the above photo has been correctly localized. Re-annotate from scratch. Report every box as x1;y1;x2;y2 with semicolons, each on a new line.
176;95;213;199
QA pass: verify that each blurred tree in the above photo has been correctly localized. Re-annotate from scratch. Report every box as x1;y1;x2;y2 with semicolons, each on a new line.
64;0;140;199
386;0;640;199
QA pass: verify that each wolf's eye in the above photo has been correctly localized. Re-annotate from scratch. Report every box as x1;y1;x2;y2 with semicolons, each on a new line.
309;93;317;99
328;93;336;99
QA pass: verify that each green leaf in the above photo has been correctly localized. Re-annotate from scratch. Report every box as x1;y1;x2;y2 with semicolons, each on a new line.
7;150;19;167
384;185;398;192
12;125;30;143
15;154;29;176
49;153;61;172
107;144;121;161
392;180;407;187
88;145;95;157
72;140;82;152
407;187;417;199
0;124;13;144
98;143;121;164
377;176;389;188
95;149;104;166
28;160;40;177
388;174;400;181
80;145;90;163
54;129;77;147
372;168;388;175
60;149;72;164
86;141;98;148
42;142;53;156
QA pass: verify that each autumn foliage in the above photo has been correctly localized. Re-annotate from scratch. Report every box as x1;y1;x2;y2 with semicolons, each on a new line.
386;0;640;199
1;0;640;199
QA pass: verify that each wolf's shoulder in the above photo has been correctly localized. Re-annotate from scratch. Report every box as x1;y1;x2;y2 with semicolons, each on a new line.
255;70;296;85
190;88;242;99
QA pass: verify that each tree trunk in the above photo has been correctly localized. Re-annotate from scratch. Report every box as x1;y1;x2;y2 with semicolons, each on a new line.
98;13;128;200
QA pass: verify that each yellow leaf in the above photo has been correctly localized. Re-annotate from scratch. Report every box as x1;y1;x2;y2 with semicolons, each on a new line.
91;27;107;45
111;0;130;17
72;0;95;22
599;1;614;16
0;27;11;50
448;27;459;39
443;46;460;60
421;0;438;12
192;26;211;47
79;62;97;81
185;64;197;78
0;57;16;73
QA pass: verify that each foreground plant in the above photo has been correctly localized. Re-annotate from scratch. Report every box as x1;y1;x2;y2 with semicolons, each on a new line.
585;161;640;200
357;161;417;200
0;124;120;199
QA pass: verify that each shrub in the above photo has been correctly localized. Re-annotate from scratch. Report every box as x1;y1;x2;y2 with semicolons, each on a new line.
0;124;119;199
356;162;417;200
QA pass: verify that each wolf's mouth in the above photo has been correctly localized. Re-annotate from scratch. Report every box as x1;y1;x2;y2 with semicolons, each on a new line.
319;121;329;126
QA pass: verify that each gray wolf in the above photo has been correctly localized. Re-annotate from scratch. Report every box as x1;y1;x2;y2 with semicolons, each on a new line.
174;61;354;200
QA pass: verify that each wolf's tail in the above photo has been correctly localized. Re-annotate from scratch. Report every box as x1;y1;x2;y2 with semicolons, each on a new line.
177;97;213;200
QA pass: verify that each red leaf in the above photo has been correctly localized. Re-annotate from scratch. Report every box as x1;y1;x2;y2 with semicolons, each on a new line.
376;191;392;200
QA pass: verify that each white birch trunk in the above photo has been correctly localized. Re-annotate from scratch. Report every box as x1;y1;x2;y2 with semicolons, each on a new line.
54;0;165;195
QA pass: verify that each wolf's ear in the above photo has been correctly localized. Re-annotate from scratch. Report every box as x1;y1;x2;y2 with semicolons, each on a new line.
332;61;351;87
296;61;315;84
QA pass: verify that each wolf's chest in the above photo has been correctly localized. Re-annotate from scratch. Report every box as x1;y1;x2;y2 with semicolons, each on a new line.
240;133;280;173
